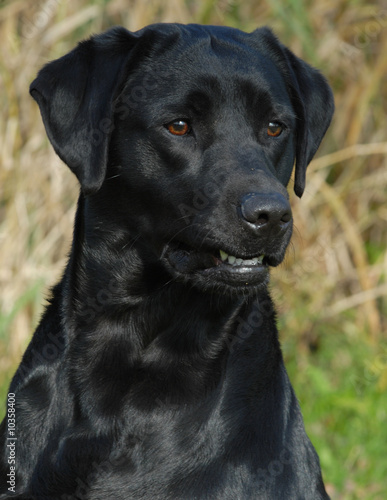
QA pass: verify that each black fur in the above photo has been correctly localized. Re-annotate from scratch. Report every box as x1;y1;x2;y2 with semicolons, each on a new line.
0;23;334;499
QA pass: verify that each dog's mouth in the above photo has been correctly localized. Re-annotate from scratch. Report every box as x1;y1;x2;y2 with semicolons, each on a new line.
217;250;265;267
162;241;271;288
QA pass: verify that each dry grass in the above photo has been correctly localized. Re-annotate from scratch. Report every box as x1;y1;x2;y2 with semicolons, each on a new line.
0;1;386;497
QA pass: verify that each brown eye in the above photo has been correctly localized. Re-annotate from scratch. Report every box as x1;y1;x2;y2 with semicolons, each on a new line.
166;120;190;136
267;122;283;137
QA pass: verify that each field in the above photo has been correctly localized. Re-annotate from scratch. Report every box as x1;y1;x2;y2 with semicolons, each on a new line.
0;1;386;498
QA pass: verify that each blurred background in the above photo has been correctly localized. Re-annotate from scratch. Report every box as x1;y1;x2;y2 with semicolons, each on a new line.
0;0;386;497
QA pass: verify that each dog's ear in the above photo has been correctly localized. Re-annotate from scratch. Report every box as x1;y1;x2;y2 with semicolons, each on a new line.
282;46;334;197
30;27;138;196
256;28;334;197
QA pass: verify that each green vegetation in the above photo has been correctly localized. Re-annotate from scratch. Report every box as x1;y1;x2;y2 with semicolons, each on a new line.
0;1;386;498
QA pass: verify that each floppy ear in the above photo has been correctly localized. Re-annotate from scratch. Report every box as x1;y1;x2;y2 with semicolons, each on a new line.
282;46;334;197
256;28;334;197
30;27;138;196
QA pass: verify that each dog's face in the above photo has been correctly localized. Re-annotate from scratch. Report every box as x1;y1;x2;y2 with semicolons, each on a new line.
30;24;334;295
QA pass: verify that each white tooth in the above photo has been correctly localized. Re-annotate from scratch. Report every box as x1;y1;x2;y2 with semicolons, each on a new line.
219;250;228;261
219;252;264;266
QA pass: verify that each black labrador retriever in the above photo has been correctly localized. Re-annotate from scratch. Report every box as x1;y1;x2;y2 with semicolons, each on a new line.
0;23;334;499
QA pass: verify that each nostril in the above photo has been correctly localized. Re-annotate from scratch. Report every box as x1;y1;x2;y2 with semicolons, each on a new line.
255;213;269;226
280;212;292;224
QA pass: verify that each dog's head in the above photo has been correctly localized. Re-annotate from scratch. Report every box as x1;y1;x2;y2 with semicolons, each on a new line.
30;24;334;294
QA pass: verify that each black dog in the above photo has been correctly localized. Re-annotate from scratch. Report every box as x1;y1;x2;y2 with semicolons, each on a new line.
0;23;334;499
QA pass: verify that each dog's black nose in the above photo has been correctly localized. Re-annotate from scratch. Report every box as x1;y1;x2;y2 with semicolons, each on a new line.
239;192;292;230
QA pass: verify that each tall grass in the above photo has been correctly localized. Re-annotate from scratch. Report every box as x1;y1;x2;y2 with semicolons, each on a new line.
1;1;386;498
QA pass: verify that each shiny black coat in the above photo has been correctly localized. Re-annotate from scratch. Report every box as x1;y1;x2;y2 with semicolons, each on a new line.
0;23;334;499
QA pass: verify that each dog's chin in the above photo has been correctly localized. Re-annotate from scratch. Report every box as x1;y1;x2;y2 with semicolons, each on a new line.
161;241;284;295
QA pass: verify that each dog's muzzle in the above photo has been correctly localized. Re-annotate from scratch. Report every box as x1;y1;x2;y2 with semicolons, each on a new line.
161;192;292;291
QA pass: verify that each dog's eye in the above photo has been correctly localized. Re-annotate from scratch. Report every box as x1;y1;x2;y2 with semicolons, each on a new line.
267;122;283;137
166;120;190;136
